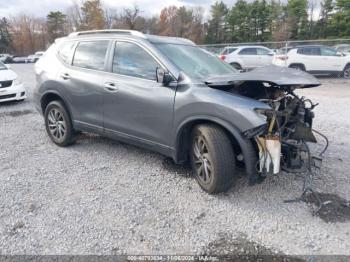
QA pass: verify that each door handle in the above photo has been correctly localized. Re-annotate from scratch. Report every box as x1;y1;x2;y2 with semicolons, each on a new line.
60;73;71;80
104;82;119;92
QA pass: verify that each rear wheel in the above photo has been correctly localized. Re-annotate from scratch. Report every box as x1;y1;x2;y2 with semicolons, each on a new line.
343;66;350;79
230;62;242;71
289;64;305;71
190;124;237;194
44;100;76;147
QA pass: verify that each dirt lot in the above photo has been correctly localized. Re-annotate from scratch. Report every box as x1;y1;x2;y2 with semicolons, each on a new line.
1;64;350;256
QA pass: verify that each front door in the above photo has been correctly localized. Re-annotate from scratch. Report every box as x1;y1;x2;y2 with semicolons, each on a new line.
103;41;176;148
320;46;345;72
256;47;273;67
237;47;258;69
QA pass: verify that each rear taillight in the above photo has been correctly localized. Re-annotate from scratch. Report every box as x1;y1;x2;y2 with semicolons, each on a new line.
220;55;226;60
277;55;288;61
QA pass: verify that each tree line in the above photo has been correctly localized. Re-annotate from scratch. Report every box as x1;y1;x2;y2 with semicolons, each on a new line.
0;0;349;55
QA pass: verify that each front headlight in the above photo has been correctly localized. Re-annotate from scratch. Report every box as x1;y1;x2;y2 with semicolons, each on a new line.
13;78;22;85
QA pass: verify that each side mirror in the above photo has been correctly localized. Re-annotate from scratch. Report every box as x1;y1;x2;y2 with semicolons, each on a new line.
156;67;173;86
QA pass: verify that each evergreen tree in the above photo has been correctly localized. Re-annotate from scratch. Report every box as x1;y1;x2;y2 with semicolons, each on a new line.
330;0;350;37
286;0;308;39
0;17;12;52
80;0;105;30
46;11;67;42
206;1;228;43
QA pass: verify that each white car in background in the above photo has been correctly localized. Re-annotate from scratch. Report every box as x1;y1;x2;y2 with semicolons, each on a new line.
0;61;26;102
334;44;350;56
13;56;29;63
0;53;12;63
219;46;275;71
273;45;350;78
27;51;45;63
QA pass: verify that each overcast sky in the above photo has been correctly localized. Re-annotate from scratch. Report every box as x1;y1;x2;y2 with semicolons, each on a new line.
0;0;235;19
0;0;323;21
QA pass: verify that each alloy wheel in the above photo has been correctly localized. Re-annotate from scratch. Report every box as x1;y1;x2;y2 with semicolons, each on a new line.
192;135;213;185
47;108;66;140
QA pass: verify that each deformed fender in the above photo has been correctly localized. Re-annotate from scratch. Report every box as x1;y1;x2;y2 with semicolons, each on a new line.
173;115;258;181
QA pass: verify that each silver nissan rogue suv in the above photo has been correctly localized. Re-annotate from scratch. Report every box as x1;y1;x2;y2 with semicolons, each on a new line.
34;30;322;194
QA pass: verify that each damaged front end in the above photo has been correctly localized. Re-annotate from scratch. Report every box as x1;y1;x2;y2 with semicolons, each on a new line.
253;90;319;176
205;66;326;182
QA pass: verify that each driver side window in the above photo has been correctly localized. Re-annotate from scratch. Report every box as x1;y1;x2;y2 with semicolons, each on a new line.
113;42;160;81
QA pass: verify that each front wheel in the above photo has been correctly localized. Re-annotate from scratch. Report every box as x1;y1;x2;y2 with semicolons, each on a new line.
289;64;305;71
44;100;76;147
343;66;350;79
190;124;237;194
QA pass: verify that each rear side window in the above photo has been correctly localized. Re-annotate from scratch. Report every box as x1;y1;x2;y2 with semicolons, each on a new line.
239;48;257;55
72;41;109;71
113;42;160;81
297;47;320;56
256;48;270;55
58;41;75;63
222;48;237;55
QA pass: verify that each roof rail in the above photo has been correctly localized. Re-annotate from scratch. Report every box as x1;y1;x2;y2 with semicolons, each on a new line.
68;29;146;38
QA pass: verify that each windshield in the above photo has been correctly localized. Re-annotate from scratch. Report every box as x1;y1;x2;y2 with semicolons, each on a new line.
0;61;7;70
155;43;237;80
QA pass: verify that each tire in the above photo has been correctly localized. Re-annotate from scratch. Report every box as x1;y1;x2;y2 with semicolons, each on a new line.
190;124;237;194
230;62;242;71
343;66;350;79
44;100;76;147
289;64;305;71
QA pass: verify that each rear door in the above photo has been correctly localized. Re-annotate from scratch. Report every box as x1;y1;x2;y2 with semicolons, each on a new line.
237;48;258;69
102;41;176;149
256;47;273;67
296;47;321;71
58;40;110;129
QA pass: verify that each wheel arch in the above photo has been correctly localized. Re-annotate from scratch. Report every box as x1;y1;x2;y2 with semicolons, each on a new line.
230;62;242;69
343;63;350;70
40;91;74;127
289;63;306;71
173;116;258;179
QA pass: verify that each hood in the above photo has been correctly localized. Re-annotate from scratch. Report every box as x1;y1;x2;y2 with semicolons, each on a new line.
205;65;321;88
0;69;17;81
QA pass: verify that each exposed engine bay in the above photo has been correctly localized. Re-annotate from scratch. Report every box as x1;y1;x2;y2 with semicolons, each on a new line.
205;73;328;180
205;66;329;209
233;80;322;176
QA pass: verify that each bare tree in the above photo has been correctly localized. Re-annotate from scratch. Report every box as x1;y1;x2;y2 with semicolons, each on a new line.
104;7;117;29
10;14;48;55
121;5;140;30
66;0;82;31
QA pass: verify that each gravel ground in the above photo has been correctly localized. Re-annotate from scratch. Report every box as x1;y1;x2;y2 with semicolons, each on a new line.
1;64;350;256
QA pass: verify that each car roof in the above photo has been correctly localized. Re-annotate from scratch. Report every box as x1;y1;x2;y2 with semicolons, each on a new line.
294;45;327;48
224;45;270;49
64;30;195;46
334;44;350;47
